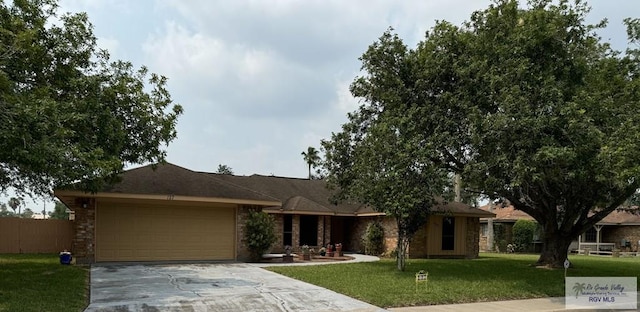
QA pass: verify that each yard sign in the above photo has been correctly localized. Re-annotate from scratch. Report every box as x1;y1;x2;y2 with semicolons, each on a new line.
415;270;428;292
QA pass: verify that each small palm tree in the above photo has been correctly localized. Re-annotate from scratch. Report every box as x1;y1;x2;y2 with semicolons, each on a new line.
301;146;321;179
8;197;21;216
572;282;586;298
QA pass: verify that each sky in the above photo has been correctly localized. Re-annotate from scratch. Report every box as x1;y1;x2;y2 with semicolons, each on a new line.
5;0;640;212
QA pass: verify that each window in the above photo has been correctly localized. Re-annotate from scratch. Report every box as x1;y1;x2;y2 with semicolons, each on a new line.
283;214;292;246
584;227;596;242
299;215;318;246
480;224;488;236
442;217;455;250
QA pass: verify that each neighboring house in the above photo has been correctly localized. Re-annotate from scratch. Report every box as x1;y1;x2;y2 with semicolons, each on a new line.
479;204;640;253
55;163;494;263
478;204;536;252
31;212;49;219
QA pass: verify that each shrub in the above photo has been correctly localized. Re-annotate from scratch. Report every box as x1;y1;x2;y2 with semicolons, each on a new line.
492;223;505;252
242;210;277;262
362;221;385;255
513;219;537;252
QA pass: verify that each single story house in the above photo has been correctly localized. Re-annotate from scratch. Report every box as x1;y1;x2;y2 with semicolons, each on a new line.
478;204;640;253
478;204;536;252
55;163;494;263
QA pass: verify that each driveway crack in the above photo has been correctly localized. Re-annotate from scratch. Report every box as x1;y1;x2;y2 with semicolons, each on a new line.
267;292;293;312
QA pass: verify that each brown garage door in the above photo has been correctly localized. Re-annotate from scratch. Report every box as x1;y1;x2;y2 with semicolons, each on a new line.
96;202;236;262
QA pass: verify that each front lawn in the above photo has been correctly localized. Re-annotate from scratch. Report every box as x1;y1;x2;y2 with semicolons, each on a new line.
267;253;640;308
0;254;88;312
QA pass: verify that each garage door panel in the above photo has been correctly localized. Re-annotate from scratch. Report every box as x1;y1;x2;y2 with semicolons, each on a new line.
96;203;236;262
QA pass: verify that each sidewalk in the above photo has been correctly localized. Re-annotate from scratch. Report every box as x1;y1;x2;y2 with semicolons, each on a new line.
251;253;380;267
389;294;639;312
389;297;566;312
254;255;638;311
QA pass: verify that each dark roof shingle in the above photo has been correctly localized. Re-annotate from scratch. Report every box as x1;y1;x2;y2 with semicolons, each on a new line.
94;163;493;217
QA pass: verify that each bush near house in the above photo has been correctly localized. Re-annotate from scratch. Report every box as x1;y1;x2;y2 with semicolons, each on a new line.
493;223;508;252
513;220;538;252
242;210;277;262
362;221;385;255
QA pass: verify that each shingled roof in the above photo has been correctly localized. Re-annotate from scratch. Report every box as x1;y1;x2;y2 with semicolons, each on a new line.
211;173;366;215
100;163;278;202
74;162;492;217
479;204;640;225
432;199;496;217
478;204;535;222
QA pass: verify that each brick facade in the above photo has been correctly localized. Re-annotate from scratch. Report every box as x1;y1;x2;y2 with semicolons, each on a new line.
269;214;332;254
72;199;487;263
235;205;253;261
381;217;399;254
466;217;480;259
353;216;481;259
409;221;429;258
349;216;375;253
602;225;640;252
479;222;515;252
71;198;95;264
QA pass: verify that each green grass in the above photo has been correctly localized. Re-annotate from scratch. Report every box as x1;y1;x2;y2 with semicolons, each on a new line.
0;254;88;312
267;253;640;308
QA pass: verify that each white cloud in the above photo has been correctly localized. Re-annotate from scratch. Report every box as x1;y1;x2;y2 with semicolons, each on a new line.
97;37;120;56
46;0;640;181
60;0;135;13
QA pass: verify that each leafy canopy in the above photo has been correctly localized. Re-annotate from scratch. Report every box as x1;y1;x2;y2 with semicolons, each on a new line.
0;0;183;197
426;0;640;266
216;164;234;175
325;0;640;267
322;31;450;271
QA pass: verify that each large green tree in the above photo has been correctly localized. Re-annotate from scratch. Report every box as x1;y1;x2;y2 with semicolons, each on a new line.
0;0;183;197
49;199;69;220
0;203;14;217
333;0;640;268
322;31;450;271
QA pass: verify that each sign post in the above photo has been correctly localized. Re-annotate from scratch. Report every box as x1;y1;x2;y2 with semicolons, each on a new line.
415;270;428;292
564;258;570;278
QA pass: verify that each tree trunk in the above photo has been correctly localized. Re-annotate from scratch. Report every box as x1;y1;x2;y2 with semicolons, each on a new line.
487;202;494;251
536;233;573;268
396;235;409;271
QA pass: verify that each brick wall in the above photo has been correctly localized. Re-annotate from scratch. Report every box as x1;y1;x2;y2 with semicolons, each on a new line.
480;221;515;252
602;225;640;252
267;214;332;254
381;216;398;254
408;222;428;258
350;216;374;253
466;218;480;259
235;205;252;261
71;198;95;264
320;215;331;248
479;234;488;252
271;213;284;253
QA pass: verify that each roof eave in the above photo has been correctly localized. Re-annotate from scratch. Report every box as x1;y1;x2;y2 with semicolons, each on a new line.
54;190;282;207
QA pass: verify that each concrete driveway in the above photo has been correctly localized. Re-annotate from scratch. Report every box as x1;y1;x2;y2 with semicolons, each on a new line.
85;263;386;312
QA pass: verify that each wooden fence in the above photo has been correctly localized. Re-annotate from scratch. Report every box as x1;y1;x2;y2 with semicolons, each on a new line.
0;218;73;253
